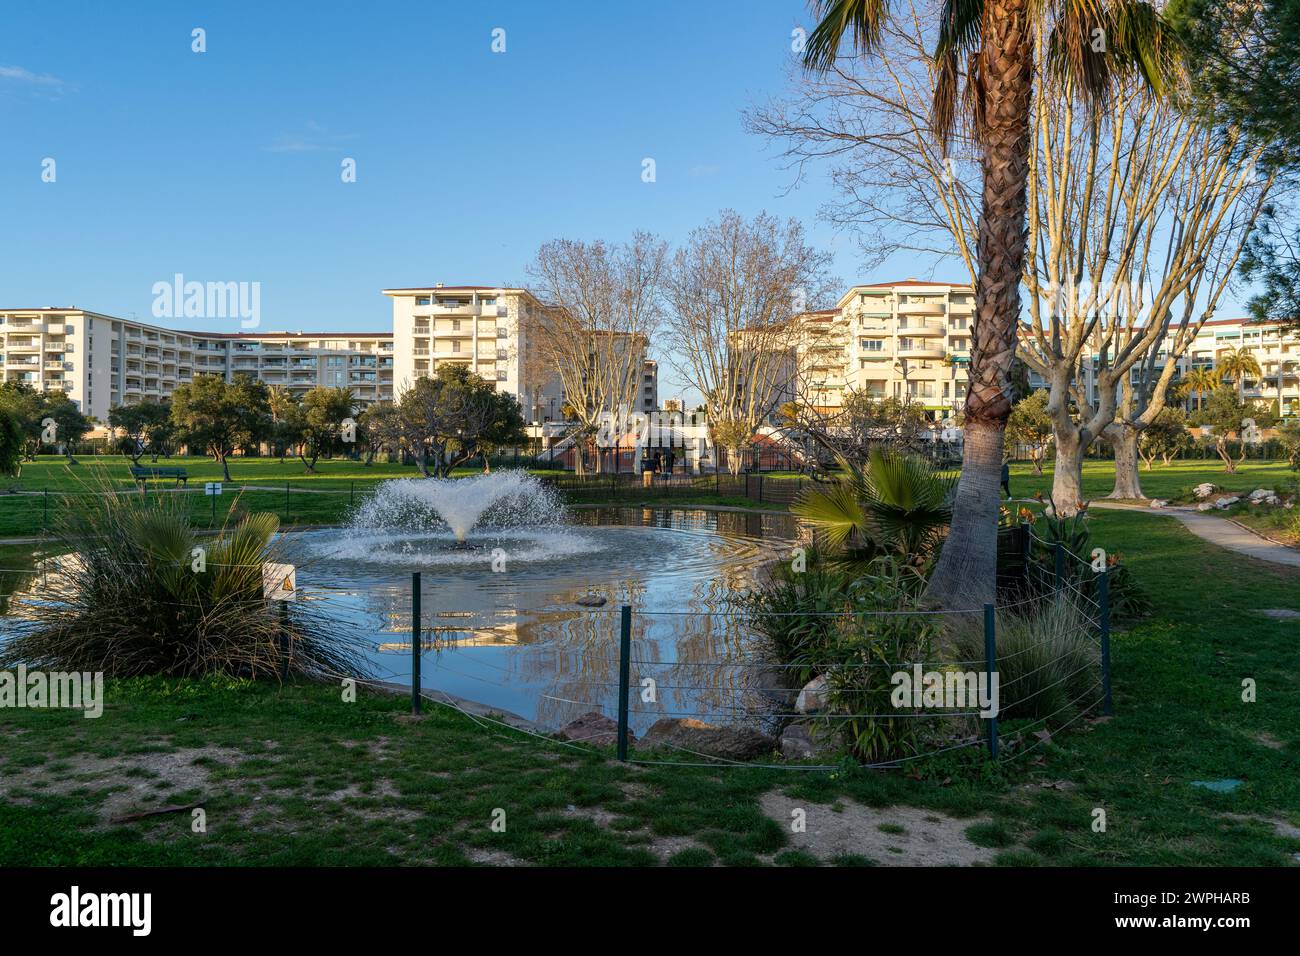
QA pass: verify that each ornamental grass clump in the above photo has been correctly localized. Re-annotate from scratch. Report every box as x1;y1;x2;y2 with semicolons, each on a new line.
0;486;366;680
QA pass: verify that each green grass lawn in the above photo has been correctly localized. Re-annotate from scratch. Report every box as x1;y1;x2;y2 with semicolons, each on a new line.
1008;457;1298;503
0;456;792;537
1;508;1297;866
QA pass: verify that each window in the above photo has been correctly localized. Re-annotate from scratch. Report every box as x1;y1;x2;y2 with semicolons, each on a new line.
452;341;460;353
861;339;884;352
415;296;430;306
452;319;461;331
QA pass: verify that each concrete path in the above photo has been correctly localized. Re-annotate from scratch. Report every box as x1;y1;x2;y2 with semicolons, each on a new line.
1088;500;1300;570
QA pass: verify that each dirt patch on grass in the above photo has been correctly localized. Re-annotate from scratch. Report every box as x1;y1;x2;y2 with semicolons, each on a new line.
0;745;247;821
759;792;997;866
1222;813;1300;841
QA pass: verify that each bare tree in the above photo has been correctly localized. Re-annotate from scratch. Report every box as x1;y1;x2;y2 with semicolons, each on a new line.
526;232;667;475
663;209;835;475
1021;68;1270;512
751;13;1268;515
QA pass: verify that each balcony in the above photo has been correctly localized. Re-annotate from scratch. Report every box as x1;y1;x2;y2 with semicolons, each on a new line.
897;345;946;360
897;321;945;337
897;302;946;316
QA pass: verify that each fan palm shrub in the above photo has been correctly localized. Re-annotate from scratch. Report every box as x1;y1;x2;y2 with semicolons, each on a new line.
791;449;956;566
0;486;365;679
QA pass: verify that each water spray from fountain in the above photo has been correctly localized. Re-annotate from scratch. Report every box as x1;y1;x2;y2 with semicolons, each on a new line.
350;470;562;542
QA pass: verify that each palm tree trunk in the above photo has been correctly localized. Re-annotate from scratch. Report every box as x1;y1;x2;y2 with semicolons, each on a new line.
924;0;1032;610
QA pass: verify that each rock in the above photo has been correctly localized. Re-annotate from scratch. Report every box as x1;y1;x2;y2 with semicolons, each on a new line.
1193;482;1218;499
780;724;816;760
795;675;828;714
1214;496;1240;510
1196;502;1215;512
639;717;775;761
752;665;798;707
575;592;607;607
1149;499;1168;509
1248;488;1273;501
557;711;634;748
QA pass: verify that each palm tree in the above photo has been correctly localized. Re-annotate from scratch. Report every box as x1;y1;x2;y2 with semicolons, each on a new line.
792;449;956;565
1179;366;1219;411
1217;346;1262;400
802;0;1178;607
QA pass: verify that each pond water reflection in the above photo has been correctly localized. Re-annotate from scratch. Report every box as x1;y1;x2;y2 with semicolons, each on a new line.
284;507;804;732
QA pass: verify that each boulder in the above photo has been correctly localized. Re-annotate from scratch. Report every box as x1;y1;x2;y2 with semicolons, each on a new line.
752;665;798;707
639;718;775;760
1214;496;1240;510
795;675;828;714
779;721;841;761
780;724;816;760
1248;488;1274;501
1196;502;1215;512
557;711;634;748
1149;499;1168;509
1193;482;1218;499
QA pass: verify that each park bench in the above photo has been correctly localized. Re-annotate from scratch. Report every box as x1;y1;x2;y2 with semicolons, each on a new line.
129;464;189;487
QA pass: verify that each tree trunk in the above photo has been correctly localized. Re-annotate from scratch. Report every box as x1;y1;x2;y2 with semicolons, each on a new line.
1108;427;1144;499
922;0;1032;610
1050;428;1086;513
925;420;1006;608
219;453;231;482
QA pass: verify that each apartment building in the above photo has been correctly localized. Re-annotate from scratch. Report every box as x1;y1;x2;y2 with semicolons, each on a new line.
795;280;976;418
383;284;658;424
640;359;659;414
0;308;394;421
1182;317;1300;417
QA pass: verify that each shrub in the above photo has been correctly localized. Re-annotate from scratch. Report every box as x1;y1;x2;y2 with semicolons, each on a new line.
746;556;942;762
953;592;1100;723
0;487;366;679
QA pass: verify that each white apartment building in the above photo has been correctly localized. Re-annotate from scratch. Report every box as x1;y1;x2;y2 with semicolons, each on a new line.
383;284;658;424
799;280;975;418
0;308;394;420
1181;318;1300;418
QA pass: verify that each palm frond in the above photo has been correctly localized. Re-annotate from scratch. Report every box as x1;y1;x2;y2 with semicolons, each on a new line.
932;0;984;145
792;479;870;551
803;0;892;73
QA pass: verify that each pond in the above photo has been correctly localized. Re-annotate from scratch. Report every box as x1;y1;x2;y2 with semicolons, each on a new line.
0;475;808;734
282;505;803;733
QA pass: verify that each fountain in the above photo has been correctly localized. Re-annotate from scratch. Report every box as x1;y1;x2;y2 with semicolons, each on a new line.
350;470;559;543
301;470;596;568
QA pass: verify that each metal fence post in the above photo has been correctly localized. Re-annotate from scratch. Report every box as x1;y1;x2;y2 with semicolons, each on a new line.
617;605;632;761
1019;522;1031;588
350;481;355;508
43;489;48;534
1098;569;1113;716
411;571;422;715
1053;541;1065;591
984;603;998;759
285;481;291;519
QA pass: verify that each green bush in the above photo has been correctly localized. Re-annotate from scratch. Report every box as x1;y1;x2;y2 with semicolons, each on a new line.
0;486;366;679
745;556;943;762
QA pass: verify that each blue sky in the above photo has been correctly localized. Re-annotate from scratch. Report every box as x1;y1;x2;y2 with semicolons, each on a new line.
0;1;1258;401
0;1;895;335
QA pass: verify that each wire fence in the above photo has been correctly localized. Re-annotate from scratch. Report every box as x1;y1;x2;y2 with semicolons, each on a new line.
285;564;1119;772
0;546;1115;769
